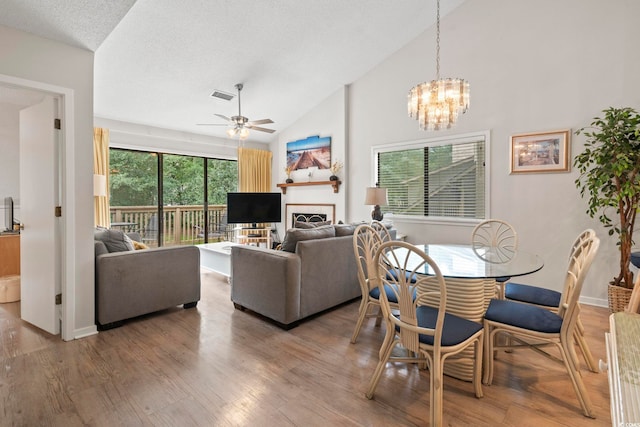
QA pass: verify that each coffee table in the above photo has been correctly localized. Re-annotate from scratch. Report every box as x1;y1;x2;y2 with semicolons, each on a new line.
197;242;239;278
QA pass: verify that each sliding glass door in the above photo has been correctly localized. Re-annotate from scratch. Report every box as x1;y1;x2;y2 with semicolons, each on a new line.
108;148;237;247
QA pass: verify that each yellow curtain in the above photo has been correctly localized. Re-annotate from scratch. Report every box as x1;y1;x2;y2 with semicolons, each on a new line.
238;147;272;192
93;128;110;227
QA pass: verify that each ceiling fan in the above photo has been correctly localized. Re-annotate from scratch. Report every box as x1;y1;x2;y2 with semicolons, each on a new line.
198;83;275;139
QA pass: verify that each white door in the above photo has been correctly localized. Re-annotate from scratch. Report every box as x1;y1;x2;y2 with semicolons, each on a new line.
19;96;61;335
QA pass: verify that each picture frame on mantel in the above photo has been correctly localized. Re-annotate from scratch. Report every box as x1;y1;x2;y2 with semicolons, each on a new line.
510;129;570;174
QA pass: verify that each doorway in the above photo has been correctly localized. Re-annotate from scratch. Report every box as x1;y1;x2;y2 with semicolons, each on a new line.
0;74;75;341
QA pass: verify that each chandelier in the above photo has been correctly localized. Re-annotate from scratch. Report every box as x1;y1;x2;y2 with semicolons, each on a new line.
408;0;469;131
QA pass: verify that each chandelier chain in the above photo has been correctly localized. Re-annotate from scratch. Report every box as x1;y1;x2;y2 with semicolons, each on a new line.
436;0;440;80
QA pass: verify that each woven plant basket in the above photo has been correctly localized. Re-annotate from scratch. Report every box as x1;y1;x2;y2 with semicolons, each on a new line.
607;283;633;313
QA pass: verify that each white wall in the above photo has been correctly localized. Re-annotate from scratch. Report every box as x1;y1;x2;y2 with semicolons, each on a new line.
0;24;95;336
272;87;348;240
275;0;640;306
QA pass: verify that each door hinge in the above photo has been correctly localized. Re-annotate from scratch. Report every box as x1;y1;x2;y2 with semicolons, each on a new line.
55;293;62;305
54;118;61;130
55;206;62;217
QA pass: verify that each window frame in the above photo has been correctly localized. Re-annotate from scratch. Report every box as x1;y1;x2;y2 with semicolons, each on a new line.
371;130;491;226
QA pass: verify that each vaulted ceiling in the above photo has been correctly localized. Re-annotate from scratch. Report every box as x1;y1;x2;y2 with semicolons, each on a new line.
0;0;466;142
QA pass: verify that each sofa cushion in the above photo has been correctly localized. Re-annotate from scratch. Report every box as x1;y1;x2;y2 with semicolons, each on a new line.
281;225;336;252
334;224;357;236
94;228;135;253
294;220;332;229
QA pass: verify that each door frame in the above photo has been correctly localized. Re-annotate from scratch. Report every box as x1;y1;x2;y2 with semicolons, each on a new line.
0;73;75;341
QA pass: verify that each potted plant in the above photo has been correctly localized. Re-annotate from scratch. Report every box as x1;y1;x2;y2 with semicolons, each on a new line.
329;159;343;181
574;107;640;311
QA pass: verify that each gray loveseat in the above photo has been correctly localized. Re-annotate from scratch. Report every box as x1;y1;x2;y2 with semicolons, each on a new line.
95;230;201;329
230;224;361;329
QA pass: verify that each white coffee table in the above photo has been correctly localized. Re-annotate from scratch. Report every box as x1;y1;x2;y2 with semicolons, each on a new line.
197;242;239;278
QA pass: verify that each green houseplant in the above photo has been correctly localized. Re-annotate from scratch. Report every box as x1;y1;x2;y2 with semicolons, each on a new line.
574;107;640;306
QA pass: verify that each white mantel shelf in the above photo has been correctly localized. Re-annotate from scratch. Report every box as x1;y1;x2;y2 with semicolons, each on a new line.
276;180;341;194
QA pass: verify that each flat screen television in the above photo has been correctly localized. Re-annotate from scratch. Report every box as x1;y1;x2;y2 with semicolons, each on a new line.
227;192;281;228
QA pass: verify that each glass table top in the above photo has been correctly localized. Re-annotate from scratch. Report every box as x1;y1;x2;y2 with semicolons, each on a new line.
393;243;544;279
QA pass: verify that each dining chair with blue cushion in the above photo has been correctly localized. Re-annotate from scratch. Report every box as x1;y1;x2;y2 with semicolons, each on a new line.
471;219;518;298
365;241;484;426
483;235;600;418
503;229;598;372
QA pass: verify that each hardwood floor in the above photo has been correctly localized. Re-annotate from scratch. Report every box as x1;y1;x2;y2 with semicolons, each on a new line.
0;271;612;426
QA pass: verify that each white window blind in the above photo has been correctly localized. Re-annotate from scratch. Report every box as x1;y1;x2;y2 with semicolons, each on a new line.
376;134;486;220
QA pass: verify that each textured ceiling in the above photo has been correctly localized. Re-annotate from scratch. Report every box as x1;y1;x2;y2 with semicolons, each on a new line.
0;0;467;143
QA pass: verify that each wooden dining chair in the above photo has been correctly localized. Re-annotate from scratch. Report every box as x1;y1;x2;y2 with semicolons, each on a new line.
365;241;484;426
471;219;518;298
503;229;599;372
483;235;600;418
350;224;387;343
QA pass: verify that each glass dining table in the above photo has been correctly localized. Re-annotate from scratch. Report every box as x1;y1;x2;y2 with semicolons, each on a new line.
390;243;544;381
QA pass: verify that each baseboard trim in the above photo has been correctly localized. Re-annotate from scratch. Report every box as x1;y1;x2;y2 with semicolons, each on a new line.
74;325;98;339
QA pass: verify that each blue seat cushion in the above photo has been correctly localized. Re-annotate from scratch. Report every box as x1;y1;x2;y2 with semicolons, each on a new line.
484;299;563;333
386;269;418;283
370;284;417;304
413;305;483;346
504;282;560;307
631;252;640;268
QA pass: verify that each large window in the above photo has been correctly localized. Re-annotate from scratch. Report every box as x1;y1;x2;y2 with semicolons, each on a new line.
375;132;488;221
109;148;237;246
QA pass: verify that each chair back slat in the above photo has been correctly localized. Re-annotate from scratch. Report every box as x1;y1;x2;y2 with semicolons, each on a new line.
353;225;384;293
558;236;600;335
471;219;518;263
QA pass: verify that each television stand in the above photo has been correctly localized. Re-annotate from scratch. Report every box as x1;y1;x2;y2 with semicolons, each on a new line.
234;226;272;249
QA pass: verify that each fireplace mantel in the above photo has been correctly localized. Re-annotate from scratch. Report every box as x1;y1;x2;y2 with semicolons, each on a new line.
276;180;341;194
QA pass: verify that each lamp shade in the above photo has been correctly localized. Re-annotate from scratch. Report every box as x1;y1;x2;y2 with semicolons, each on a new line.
364;187;388;206
93;174;107;197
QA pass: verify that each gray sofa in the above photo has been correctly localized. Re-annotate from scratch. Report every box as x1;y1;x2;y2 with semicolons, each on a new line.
95;230;201;329
230;224;361;328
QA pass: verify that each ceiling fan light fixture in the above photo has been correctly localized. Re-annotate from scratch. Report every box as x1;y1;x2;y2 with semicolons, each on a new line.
227;127;238;137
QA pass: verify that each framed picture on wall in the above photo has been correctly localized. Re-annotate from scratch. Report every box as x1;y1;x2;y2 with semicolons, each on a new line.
286;135;331;171
510;129;570;174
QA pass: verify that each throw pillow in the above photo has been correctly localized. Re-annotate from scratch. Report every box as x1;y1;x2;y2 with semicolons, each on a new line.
132;240;149;250
334;224;357;236
94;228;135;252
280;224;336;252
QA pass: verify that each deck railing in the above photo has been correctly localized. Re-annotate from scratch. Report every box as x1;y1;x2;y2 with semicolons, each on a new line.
109;204;228;247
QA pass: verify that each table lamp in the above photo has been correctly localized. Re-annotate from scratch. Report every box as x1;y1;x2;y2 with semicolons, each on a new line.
364;186;388;221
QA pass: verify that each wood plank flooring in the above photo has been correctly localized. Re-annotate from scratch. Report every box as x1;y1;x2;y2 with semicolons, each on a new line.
0;270;612;426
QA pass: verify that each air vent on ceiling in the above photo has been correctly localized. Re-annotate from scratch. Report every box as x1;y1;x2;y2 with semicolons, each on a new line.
210;90;234;101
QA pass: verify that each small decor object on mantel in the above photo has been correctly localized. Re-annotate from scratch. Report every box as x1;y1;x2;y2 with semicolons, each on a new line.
284;165;294;183
574;107;640;312
329;159;343;181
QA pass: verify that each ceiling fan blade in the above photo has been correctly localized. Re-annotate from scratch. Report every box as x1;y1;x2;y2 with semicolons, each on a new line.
248;118;274;125
214;113;231;122
247;125;276;133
